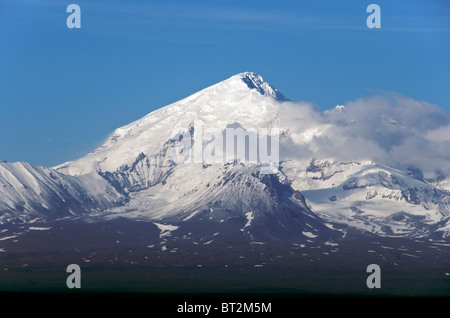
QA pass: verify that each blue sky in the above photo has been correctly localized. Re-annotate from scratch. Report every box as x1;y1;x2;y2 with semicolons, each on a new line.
1;0;449;167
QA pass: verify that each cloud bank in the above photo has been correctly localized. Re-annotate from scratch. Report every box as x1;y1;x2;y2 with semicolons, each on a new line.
279;94;450;178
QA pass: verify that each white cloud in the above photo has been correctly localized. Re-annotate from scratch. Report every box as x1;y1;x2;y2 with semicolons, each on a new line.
279;94;450;177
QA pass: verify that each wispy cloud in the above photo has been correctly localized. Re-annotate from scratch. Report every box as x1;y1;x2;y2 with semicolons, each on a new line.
5;0;449;39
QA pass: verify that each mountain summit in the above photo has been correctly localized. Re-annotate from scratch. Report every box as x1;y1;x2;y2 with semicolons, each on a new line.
54;72;288;176
233;72;290;101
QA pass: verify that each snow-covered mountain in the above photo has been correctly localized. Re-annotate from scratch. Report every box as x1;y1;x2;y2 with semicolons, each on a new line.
2;72;450;240
0;161;124;223
55;72;286;177
283;159;450;238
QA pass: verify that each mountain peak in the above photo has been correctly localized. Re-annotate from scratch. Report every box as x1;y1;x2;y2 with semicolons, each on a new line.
231;72;290;101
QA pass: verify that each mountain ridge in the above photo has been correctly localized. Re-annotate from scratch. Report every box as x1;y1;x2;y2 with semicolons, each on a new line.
1;72;450;240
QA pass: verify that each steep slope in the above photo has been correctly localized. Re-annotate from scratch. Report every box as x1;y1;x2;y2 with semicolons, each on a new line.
55;72;286;177
0;161;125;223
98;162;340;242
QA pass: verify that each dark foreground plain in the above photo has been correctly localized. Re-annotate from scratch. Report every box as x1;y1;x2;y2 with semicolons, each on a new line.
1;219;449;296
0;219;448;316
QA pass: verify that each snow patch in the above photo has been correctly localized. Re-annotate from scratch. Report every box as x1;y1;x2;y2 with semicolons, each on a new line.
29;227;52;231
302;231;317;238
153;223;179;238
244;211;254;228
0;235;18;241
